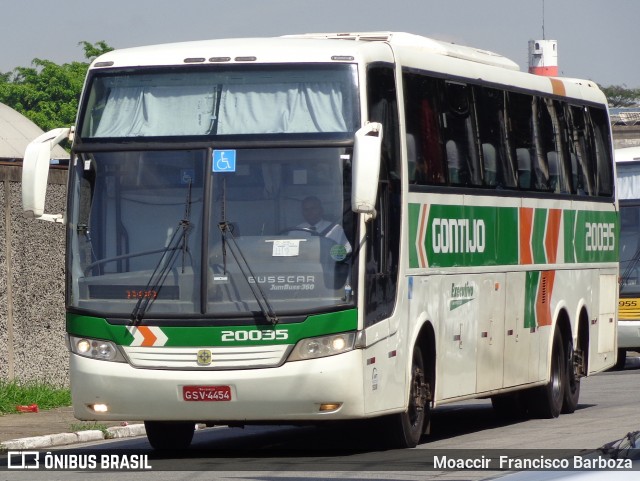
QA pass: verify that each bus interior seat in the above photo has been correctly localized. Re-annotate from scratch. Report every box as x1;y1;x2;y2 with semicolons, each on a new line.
516;148;532;189
547;151;559;192
406;133;417;182
446;140;463;184
482;143;497;186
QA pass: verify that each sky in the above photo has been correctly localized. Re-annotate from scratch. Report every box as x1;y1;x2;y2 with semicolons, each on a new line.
1;0;639;87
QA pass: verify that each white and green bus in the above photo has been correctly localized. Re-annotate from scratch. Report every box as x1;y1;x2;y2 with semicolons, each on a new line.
22;32;618;450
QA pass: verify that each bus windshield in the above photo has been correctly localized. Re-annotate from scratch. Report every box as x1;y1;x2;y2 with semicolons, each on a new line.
79;64;359;139
620;202;640;296
68;147;355;319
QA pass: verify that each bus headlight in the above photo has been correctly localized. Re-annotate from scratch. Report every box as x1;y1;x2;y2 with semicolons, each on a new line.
68;335;125;362
287;332;356;361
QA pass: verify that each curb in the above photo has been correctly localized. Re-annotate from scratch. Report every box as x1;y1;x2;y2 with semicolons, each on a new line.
0;424;147;450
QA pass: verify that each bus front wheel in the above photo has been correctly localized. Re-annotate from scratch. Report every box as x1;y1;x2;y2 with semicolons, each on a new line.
529;329;565;418
384;346;430;448
144;421;195;450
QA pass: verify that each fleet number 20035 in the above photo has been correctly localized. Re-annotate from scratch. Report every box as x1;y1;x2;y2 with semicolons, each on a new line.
221;329;289;342
585;222;615;252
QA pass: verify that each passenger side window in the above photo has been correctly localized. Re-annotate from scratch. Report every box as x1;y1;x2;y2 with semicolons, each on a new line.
587;107;614;196
474;86;517;188
403;72;446;185
442;82;481;186
403;68;614;200
566;105;593;195
506;92;535;190
545;99;574;194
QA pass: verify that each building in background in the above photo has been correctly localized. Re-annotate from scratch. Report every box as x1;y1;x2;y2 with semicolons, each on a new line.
528;39;558;77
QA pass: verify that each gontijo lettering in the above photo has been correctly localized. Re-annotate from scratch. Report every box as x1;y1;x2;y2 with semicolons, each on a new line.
432;218;486;254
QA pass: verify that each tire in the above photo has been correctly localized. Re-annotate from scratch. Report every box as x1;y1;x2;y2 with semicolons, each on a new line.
384;346;430;448
144;421;195;450
562;338;580;414
529;329;565;418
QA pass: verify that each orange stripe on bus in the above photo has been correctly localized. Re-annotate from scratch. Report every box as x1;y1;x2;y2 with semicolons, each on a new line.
550;78;566;96
536;270;556;327
138;326;158;347
545;209;562;264
519;207;534;264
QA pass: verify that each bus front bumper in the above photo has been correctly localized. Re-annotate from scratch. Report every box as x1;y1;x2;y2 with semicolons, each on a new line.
70;350;366;422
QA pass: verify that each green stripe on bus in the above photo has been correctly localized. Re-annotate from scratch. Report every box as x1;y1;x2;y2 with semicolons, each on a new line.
573;210;619;263
524;271;539;329
66;309;358;347
532;209;549;264
408;203;618;268
408;203;421;269
415;204;519;268
563;210;577;264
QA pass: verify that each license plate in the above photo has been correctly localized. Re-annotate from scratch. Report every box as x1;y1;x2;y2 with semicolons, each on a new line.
183;385;232;402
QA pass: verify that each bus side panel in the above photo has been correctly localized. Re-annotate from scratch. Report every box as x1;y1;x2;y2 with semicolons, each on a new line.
362;318;400;415
504;271;541;386
407;275;473;402
436;274;478;399
476;275;506;393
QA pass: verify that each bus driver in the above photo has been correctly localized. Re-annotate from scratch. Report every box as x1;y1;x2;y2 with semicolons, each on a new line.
297;196;352;254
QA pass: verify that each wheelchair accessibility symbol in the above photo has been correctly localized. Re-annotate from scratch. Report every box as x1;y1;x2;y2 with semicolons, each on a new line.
212;150;236;172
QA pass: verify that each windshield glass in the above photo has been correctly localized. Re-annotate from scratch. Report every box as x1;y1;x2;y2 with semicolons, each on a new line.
67;147;355;318
208;148;354;315
620;202;640;296
79;64;358;139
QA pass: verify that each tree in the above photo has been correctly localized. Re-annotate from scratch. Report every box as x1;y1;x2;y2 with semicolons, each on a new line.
600;85;640;108
0;41;113;132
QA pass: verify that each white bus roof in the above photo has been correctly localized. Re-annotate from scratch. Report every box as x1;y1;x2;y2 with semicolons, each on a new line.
90;32;607;105
615;146;640;164
283;32;520;71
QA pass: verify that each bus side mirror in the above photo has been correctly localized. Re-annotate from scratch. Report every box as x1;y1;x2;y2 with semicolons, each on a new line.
351;122;383;217
22;128;71;223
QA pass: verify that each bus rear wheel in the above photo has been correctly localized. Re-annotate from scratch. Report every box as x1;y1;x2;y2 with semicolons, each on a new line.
144;421;195;450
562;339;580;414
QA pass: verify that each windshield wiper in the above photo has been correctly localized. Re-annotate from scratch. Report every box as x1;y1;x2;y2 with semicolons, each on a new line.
218;221;279;325
130;181;193;324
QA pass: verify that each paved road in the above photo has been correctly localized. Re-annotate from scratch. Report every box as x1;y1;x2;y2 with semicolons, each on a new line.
2;359;640;480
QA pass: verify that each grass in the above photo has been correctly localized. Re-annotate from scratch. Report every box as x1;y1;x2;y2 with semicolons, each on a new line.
0;380;71;415
70;421;112;438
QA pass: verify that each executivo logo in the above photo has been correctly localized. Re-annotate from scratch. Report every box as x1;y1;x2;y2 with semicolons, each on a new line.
450;282;475;310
